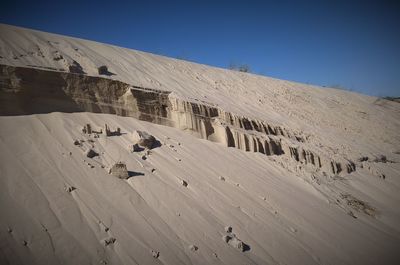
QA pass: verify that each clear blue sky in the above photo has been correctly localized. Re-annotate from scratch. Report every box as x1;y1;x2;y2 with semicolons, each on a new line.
1;0;399;96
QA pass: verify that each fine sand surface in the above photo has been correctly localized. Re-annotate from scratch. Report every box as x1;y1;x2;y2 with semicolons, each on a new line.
0;24;400;265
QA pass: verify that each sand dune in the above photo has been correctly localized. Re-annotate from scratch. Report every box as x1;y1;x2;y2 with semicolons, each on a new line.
0;24;399;265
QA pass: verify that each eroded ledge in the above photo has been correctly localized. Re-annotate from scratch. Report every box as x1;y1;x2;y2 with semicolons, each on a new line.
0;64;356;176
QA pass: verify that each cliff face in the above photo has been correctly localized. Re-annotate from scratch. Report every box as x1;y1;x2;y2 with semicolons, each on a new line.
0;64;356;176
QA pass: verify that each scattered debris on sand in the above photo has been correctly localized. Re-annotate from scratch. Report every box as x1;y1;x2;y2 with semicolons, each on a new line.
82;124;103;134
108;162;129;179
340;193;377;217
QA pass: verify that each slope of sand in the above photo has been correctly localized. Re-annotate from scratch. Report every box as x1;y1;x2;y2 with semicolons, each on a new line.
1;112;399;265
0;24;400;265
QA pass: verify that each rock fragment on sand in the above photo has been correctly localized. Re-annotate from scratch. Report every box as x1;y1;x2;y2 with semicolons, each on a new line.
188;244;198;251
102;237;116;246
225;226;232;233
229;237;245;252
222;235;231;243
104;124;121;136
129;143;141;153
69;60;85;74
132;130;156;149
222;227;247;252
86;149;98;158
151;250;160;258
65;186;76;193
180;179;188;187
82;124;92;134
73;139;80;146
108;162;129;179
98;65;110;75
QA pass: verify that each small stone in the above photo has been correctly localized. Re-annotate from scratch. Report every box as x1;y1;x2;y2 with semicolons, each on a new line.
86;149;98;158
141;155;147;160
73;140;80;145
151;250;160;258
222;235;231;243
102;237;116;246
229;237;245;252
188;244;198;251
181;179;188;187
7;227;12;233
224;226;232;233
65;186;76;193
129;144;141;153
22;240;27;246
219;176;225;181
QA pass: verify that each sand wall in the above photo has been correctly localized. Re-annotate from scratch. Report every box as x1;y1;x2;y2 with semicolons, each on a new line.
0;64;355;175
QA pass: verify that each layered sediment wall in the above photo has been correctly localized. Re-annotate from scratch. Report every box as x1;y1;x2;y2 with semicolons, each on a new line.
0;64;356;176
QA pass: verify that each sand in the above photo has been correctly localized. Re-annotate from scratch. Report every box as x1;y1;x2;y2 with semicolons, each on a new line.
0;24;399;265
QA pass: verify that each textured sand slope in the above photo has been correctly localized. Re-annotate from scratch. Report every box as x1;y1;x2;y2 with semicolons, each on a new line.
0;112;399;265
0;24;399;265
